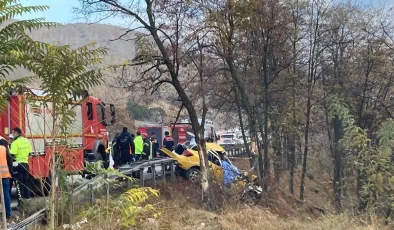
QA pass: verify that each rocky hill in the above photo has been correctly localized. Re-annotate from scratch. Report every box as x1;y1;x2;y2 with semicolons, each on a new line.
2;20;238;132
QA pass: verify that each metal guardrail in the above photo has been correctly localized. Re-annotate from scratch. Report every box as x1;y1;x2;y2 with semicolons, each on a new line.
7;158;176;230
225;147;249;158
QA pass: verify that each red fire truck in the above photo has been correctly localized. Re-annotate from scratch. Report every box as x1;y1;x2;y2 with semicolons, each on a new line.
0;88;116;195
137;118;217;147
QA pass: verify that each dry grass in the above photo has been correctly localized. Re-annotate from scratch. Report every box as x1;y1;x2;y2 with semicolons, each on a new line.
22;158;386;230
135;179;386;230
135;159;386;230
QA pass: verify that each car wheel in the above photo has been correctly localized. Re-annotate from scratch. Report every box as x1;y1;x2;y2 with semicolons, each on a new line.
186;168;201;182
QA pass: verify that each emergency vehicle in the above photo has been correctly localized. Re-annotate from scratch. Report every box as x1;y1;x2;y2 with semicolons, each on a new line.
137;118;217;146
137;124;169;149
170;118;217;145
0;88;116;195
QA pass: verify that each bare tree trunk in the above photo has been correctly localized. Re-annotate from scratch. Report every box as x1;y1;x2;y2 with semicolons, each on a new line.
196;36;216;211
300;88;311;201
287;133;296;194
333;116;342;210
234;88;252;165
50;101;57;229
274;131;282;185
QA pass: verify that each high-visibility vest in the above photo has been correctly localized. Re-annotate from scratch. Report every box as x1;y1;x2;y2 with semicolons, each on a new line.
9;136;31;163
0;146;11;179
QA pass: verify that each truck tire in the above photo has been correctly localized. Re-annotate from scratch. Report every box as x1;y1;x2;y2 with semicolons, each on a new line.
185;168;201;182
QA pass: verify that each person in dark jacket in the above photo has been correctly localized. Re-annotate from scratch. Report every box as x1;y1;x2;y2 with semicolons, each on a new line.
142;133;152;160
112;134;121;169
150;132;159;158
163;131;174;152
116;127;135;165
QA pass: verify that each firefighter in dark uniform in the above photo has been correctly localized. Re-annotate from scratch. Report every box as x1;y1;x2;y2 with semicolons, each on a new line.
142;133;153;173
142;133;153;161
150;132;159;158
163;131;174;171
163;131;174;152
112;133;121;169
116;127;135;165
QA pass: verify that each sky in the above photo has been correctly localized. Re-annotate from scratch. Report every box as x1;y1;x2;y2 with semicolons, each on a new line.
18;0;126;25
18;0;391;25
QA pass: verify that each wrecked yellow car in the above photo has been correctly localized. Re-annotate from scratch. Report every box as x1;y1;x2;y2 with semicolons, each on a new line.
160;142;242;183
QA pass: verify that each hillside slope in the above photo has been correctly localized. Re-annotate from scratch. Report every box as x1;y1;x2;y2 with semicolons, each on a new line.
2;20;236;131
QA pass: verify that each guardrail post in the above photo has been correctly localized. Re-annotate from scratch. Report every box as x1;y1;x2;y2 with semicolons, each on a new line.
105;174;109;206
161;163;166;182
127;177;132;189
170;161;175;182
151;164;156;187
88;184;93;206
139;167;144;187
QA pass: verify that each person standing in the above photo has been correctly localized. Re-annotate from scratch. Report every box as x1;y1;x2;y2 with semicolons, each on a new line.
220;152;241;192
163;131;174;152
133;131;143;161
150;132;159;158
249;136;260;177
0;139;13;220
142;133;153;160
142;133;153;173
116;127;135;165
9;127;32;199
112;134;120;169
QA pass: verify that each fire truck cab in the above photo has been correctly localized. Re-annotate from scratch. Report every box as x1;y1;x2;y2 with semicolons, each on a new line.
0;88;116;195
169;118;217;145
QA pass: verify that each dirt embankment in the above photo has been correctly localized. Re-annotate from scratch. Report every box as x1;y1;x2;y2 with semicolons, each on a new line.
135;159;385;230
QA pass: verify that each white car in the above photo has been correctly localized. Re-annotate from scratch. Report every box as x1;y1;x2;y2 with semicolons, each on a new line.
218;133;237;148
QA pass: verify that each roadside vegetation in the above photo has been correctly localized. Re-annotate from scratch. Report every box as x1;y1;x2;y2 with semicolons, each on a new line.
2;0;394;229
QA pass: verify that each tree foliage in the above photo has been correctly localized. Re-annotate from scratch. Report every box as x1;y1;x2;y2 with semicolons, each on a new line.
74;0;394;221
0;0;58;111
11;42;107;228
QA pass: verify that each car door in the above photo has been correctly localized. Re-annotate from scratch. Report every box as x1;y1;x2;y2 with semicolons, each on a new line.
208;150;224;183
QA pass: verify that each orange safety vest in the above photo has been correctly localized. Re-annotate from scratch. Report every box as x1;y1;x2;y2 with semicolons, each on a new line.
0;146;11;179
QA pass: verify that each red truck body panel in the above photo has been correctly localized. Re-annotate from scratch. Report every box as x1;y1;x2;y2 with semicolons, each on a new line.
0;88;111;179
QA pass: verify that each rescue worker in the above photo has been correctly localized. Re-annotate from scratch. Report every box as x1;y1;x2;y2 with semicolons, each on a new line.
163;131;174;152
116;127;135;165
142;133;153;160
150;132;159;158
133;131;143;161
163;131;174;171
8;134;14;198
142;133;153;173
220;152;241;191
0;139;12;220
112;134;121;169
9;127;32;199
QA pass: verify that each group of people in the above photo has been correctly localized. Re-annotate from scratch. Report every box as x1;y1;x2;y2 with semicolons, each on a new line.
0;127;33;220
112;127;175;168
